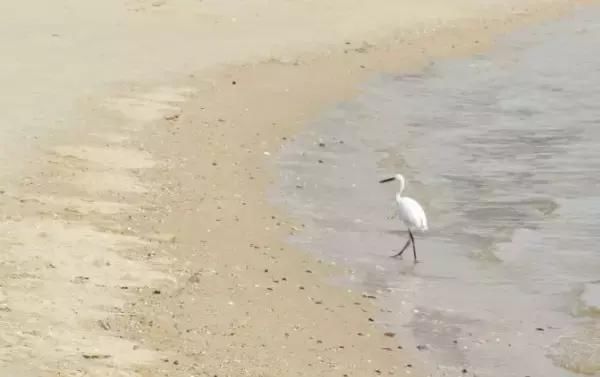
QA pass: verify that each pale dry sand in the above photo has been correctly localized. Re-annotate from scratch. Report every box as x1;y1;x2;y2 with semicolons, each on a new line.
0;1;596;376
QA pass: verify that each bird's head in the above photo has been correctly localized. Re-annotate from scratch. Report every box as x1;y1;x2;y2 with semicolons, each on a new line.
378;173;404;184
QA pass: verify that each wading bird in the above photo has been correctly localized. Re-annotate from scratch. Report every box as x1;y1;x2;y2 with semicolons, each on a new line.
379;173;428;262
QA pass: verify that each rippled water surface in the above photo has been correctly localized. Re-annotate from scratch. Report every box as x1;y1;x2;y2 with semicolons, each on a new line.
275;7;600;377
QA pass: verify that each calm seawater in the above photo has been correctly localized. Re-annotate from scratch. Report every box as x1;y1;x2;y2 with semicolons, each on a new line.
275;6;600;377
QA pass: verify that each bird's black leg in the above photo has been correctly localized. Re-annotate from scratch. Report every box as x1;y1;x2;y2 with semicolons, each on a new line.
391;238;411;258
408;229;418;263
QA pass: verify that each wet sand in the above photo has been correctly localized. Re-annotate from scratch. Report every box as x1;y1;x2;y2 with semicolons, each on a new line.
0;1;596;376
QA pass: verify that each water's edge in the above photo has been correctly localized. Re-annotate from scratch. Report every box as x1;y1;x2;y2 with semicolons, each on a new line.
273;6;600;377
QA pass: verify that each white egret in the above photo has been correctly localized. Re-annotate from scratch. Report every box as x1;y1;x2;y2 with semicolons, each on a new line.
379;173;428;262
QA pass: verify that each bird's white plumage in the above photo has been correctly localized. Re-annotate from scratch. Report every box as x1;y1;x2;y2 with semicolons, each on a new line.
396;194;428;231
390;173;428;232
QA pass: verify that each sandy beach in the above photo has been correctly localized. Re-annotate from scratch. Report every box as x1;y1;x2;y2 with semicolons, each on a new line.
0;1;596;376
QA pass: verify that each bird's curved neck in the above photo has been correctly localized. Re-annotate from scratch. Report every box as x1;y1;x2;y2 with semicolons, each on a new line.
397;176;405;196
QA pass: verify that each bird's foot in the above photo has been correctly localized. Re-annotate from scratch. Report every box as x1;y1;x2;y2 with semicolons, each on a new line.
413;259;421;264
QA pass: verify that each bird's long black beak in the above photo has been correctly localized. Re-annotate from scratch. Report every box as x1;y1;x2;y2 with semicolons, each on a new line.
379;177;395;183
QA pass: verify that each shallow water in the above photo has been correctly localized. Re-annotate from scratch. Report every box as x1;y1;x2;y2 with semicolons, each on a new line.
275;7;600;377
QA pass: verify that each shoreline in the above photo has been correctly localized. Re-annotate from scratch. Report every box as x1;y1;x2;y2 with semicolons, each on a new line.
0;1;596;376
